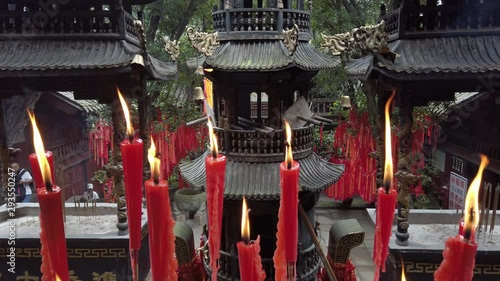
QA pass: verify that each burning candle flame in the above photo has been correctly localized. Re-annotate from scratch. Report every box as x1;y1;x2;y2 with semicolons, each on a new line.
241;196;250;243
207;119;218;158
285;122;293;169
117;86;134;140
56;275;61;281
401;263;406;281
464;154;489;240
28;111;53;190
148;137;161;184
383;89;396;192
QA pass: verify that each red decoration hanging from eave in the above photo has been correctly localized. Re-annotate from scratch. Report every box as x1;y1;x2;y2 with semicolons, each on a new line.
88;120;113;168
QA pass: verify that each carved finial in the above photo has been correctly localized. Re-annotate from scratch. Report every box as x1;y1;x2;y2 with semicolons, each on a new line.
134;20;147;51
321;21;393;61
283;24;299;55
320;32;351;56
187;28;220;57
163;36;180;61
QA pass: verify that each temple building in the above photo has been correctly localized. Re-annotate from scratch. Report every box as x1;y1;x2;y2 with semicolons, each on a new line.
339;0;500;280
180;0;345;280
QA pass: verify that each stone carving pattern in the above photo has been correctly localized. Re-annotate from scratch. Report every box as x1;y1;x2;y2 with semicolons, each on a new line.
321;21;388;60
102;164;128;235
174;237;191;265
163;36;180;61
187;28;220;57
134;20;147;51
335;233;364;264
283;24;299;55
2;92;41;146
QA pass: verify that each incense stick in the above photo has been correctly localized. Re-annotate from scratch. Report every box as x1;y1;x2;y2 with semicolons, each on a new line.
479;183;488;231
484;184;492;233
489;185;499;241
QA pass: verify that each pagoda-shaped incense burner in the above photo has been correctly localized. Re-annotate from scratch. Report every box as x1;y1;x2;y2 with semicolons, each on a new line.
180;0;344;280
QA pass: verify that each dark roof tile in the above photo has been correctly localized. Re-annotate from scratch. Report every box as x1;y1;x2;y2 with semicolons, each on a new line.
179;150;345;200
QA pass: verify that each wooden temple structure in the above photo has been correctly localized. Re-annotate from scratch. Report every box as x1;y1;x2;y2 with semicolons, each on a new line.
325;0;500;279
0;0;176;233
180;0;345;280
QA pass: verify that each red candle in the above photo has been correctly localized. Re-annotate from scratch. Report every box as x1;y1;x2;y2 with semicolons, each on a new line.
28;111;69;281
145;138;178;281
118;88;144;281
458;218;476;243
274;122;299;280
237;197;266;281
29;151;55;190
206;120;226;281
373;187;397;281
373;90;397;281
435;155;488;281
38;186;69;281
39;216;55;281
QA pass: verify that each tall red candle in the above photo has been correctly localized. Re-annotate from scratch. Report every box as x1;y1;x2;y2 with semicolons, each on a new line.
206;120;226;281
38;186;69;281
458;218;476;243
118;88;144;281
145;138;178;281
274;122;299;280
237;197;266;281
28;111;69;281
39;216;55;281
373;90;397;281
435;154;488;281
29;151;55;190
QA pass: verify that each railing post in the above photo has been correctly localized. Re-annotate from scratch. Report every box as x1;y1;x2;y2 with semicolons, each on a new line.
117;10;125;39
277;9;283;33
225;10;231;32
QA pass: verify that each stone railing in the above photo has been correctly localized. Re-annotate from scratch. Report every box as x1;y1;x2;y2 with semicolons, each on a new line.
47;138;89;161
0;6;140;46
310;98;335;117
382;2;500;41
204;243;320;281
213;8;311;40
213;124;314;162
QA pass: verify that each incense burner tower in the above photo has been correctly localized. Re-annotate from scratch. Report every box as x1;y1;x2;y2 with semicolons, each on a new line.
181;0;344;280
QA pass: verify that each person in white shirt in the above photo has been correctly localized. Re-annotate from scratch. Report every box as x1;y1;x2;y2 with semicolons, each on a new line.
83;183;99;201
11;162;33;203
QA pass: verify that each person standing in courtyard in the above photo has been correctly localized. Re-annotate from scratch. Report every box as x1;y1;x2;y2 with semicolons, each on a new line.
11;162;34;203
83;183;99;201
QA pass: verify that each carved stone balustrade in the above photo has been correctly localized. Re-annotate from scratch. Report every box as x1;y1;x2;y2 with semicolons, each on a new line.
382;1;500;42
0;3;140;47
213;8;311;41
213;124;314;163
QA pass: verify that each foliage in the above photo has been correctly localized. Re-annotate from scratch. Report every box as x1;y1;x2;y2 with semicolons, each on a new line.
412;193;430;209
152;90;202;132
85;106;112;132
91;170;108;184
313;127;337;160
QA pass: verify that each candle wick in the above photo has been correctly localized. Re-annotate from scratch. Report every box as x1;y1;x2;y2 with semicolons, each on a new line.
384;182;390;194
128;134;134;143
212;150;217;159
45;182;53;192
153;176;160;185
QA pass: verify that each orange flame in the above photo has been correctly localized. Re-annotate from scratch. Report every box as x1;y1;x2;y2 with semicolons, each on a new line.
383;90;396;189
28;111;52;188
464;154;489;237
401;263;407;281
241;196;250;243
117;86;134;139
285;122;293;167
148;137;161;183
56;275;61;281
207;119;218;157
